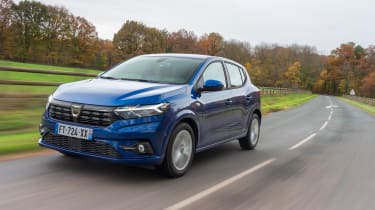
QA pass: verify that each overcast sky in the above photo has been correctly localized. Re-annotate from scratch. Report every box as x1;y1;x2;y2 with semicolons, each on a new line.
16;0;375;54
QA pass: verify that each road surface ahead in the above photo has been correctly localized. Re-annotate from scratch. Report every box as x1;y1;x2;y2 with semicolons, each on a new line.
1;96;375;210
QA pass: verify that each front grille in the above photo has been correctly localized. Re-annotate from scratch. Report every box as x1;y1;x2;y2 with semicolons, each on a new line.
43;133;122;158
49;100;117;127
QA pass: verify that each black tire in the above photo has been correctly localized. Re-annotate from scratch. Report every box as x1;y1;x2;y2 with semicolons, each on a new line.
157;123;195;178
239;114;260;150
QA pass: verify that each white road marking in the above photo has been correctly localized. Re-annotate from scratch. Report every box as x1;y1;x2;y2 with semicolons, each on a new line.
320;121;328;131
288;133;317;150
328;96;333;106
288;96;333;151
325;105;339;109
165;159;275;210
328;113;332;121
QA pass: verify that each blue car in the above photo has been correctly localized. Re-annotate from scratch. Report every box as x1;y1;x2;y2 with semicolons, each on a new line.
39;54;261;177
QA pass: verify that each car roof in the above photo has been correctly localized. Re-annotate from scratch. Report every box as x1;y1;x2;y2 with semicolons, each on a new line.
139;53;243;67
140;53;213;60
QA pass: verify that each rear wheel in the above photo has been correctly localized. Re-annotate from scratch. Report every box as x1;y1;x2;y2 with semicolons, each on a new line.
157;123;195;178
239;114;260;150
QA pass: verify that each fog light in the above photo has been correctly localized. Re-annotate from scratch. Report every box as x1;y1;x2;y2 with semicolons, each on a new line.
120;142;154;155
137;144;145;153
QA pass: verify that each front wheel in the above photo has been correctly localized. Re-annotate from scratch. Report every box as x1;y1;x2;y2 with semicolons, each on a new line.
239;114;260;150
157;123;195;178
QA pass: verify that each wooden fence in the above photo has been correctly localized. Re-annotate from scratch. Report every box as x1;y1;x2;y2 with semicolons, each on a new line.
0;66;98;77
344;95;375;106
260;87;311;96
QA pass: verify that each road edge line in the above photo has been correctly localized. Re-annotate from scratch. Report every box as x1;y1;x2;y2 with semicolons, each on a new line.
164;158;275;210
288;133;317;150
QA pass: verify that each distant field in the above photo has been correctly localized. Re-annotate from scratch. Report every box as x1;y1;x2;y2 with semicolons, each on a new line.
0;60;100;95
0;60;102;155
0;60;101;73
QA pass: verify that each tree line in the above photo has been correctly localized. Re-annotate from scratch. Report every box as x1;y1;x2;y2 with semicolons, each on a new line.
0;0;374;97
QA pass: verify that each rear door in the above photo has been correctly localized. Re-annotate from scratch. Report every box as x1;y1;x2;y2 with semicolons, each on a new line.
224;62;249;135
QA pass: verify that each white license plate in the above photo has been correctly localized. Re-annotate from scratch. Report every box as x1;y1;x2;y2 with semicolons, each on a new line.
55;123;93;140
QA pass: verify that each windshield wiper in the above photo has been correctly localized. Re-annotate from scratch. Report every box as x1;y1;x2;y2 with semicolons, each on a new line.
100;76;119;80
119;78;161;83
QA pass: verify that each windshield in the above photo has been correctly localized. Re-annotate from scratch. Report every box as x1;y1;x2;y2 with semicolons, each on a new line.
101;56;205;84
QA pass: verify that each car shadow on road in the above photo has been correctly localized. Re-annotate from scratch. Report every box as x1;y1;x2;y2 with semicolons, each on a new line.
44;141;266;182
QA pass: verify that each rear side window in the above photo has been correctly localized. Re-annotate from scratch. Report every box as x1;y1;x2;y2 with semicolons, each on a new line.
202;62;227;89
226;63;244;88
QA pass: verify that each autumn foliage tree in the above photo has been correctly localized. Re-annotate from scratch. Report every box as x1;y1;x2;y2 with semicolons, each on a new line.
11;0;49;61
284;61;301;88
197;32;223;55
0;0;104;68
113;20;167;64
0;0;13;59
313;43;374;96
166;29;198;53
360;72;375;98
0;0;374;97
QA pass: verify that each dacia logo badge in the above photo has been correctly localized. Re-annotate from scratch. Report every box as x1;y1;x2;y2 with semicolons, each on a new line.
71;104;82;118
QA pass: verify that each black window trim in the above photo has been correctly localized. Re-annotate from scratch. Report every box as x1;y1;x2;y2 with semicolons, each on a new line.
224;61;247;89
195;60;230;92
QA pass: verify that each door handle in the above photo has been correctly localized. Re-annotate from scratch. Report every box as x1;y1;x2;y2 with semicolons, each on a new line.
246;95;253;101
225;99;233;105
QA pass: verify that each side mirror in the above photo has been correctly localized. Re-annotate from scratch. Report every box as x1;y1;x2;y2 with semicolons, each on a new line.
201;80;224;92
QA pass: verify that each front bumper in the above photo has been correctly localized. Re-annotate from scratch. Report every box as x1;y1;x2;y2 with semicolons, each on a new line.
39;139;162;165
39;112;171;165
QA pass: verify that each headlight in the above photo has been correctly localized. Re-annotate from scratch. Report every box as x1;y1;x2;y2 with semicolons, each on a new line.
46;95;53;109
114;103;169;119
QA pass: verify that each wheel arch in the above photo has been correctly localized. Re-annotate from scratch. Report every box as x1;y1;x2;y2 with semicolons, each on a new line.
178;117;199;149
161;112;200;159
253;108;262;124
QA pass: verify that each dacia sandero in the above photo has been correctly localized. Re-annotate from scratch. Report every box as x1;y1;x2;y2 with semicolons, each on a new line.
39;54;261;177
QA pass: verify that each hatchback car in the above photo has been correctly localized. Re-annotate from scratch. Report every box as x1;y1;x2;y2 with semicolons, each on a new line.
39;54;261;177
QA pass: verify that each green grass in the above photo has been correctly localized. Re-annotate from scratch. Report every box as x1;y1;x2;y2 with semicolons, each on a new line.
0;108;44;132
0;60;100;155
0;60;101;95
0;60;101;73
0;99;45;155
339;97;375;116
2;71;89;82
0;85;57;95
262;93;317;114
0;132;43;155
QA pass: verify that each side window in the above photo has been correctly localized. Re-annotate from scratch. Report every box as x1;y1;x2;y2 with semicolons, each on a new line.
202;62;227;89
226;63;243;88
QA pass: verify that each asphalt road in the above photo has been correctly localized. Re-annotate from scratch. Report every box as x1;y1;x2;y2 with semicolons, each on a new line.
1;96;375;210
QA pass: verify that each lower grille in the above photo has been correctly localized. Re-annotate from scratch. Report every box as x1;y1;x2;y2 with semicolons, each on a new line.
43;133;122;158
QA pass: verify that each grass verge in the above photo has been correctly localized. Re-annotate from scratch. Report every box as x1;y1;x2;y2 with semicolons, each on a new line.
339;97;375;116
0;60;100;73
0;132;43;155
262;93;317;114
0;60;100;95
